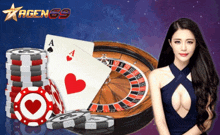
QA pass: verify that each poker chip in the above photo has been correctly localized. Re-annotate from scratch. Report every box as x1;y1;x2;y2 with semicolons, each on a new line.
7;58;47;66
74;114;114;129
6;94;16;102
6;69;47;76
47;79;65;115
6;84;50;93
6;74;47;82
6;63;47;72
6;110;17;119
6;48;47;61
5;106;14;113
13;87;53;126
6;101;14;108
5;90;18;98
8;79;49;87
46;109;91;129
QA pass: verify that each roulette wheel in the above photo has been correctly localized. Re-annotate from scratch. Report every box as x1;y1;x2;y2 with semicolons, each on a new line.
69;41;158;134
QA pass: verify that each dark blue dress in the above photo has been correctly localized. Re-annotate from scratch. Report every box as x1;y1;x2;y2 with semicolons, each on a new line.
161;63;198;135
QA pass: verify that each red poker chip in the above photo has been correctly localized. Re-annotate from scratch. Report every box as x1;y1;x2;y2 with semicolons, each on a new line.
6;94;16;102
5;89;19;98
7;58;48;66
13;87;53;126
47;79;65;114
6;74;47;82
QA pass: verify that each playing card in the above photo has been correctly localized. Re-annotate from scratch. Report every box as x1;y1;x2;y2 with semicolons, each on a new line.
44;34;94;56
44;38;111;112
44;34;95;77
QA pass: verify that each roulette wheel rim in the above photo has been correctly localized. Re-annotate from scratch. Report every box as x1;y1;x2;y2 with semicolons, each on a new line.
94;45;155;70
68;41;157;135
71;41;157;134
89;41;157;118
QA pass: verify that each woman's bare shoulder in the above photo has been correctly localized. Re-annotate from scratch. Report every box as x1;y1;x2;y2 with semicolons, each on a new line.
149;66;170;79
148;66;170;91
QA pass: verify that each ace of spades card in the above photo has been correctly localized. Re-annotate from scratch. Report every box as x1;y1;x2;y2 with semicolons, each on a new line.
44;35;111;112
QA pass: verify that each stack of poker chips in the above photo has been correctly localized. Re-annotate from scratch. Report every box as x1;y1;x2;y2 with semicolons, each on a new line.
5;48;49;119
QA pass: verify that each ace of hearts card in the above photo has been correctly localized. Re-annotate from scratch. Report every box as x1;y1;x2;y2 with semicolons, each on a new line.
44;35;111;112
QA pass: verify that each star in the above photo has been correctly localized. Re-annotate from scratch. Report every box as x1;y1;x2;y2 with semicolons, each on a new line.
2;3;23;22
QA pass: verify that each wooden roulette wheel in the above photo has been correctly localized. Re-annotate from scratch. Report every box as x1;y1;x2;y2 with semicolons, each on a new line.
69;41;157;135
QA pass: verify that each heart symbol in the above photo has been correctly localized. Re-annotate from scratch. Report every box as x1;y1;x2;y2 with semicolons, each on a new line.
66;55;72;61
65;73;86;94
47;47;53;53
25;100;41;114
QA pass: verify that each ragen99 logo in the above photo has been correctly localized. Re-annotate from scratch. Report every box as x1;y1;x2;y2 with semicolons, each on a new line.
49;8;71;19
3;3;71;21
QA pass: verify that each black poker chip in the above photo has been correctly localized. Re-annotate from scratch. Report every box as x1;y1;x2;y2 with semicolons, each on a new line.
6;69;47;76
5;106;14;113
46;110;91;129
74;114;114;130
68;107;154;135
6;48;47;61
6;63;47;72
6;101;14;108
8;79;49;87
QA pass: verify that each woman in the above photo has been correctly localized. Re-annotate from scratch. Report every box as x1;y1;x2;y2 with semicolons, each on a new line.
149;18;219;135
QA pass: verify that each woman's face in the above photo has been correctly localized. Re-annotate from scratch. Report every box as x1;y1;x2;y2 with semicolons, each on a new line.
169;29;196;63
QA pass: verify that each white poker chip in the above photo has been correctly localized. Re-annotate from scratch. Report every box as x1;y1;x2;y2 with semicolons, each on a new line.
14;87;53;126
8;79;49;87
6;48;47;61
6;69;47;76
46;109;91;129
7;57;48;66
74;114;114;129
6;63;47;72
6;73;47;82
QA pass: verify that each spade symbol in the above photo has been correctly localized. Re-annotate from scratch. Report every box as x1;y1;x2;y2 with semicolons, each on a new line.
47;47;53;53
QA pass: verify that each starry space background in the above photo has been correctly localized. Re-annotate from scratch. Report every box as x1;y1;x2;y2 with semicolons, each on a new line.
0;0;219;134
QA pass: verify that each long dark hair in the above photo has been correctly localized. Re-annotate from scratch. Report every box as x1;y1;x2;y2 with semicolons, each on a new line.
158;18;219;131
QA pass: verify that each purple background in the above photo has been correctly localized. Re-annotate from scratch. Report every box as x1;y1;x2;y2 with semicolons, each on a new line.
0;0;219;134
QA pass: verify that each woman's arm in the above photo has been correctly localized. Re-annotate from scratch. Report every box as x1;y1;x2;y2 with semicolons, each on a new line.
149;70;170;135
183;95;213;135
